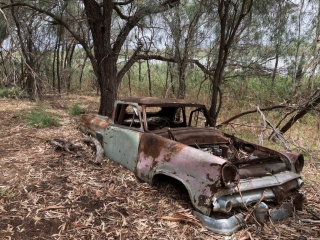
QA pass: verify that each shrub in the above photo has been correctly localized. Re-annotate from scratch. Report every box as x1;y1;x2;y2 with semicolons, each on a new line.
0;87;27;99
26;106;60;128
68;102;85;116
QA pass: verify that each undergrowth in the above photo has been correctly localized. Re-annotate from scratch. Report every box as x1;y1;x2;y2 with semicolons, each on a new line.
25;105;60;128
69;102;85;116
0;87;27;99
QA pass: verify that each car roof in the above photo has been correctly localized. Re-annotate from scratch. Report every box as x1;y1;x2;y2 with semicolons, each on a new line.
120;97;205;107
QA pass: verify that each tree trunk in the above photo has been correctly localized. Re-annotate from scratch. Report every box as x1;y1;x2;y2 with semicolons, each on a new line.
83;0;180;115
11;6;37;99
209;0;253;124
271;45;279;90
56;26;62;95
98;58;118;116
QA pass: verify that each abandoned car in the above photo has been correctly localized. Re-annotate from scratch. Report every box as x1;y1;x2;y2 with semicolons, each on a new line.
80;97;305;234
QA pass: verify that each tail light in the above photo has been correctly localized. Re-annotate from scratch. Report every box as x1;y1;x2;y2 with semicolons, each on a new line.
221;163;239;188
295;154;304;173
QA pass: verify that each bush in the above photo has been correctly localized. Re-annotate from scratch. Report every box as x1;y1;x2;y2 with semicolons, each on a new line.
26;106;60;128
68;102;85;116
0;87;27;99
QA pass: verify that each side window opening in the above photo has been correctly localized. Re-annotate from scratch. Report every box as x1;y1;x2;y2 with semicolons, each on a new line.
115;104;141;129
188;108;207;127
145;106;187;130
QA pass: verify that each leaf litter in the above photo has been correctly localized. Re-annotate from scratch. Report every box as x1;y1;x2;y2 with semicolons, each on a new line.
0;95;319;239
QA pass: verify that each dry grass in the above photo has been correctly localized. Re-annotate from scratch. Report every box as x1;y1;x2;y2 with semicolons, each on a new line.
0;94;319;239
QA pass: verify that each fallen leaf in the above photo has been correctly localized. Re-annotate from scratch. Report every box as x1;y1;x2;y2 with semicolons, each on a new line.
41;205;65;211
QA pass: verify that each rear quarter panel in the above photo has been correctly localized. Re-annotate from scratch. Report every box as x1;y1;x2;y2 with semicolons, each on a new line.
137;133;227;215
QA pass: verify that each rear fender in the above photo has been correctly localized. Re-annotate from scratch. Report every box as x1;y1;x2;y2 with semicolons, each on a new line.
137;133;227;215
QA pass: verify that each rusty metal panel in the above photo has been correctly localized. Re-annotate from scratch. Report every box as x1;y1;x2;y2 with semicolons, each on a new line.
137;133;226;215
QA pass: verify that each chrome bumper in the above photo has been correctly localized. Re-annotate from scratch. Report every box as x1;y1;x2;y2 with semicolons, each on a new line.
194;199;301;235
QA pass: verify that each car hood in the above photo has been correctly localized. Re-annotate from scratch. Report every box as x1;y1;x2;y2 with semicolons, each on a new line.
151;127;230;146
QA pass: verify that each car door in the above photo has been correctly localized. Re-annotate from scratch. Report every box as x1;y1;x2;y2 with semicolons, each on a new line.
103;103;143;172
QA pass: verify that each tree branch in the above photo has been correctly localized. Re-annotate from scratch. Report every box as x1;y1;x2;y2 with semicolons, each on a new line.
113;0;134;6
217;105;288;127
112;0;180;55
134;54;214;76
113;5;129;20
117;43;143;84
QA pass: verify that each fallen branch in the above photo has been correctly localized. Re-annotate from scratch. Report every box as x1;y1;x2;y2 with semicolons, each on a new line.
299;219;320;224
82;134;104;163
244;189;267;222
158;212;203;228
46;139;81;153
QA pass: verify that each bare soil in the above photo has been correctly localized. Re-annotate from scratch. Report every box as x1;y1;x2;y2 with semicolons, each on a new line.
0;95;319;240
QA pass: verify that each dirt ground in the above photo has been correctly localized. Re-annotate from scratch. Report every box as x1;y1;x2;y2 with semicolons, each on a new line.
0;95;320;240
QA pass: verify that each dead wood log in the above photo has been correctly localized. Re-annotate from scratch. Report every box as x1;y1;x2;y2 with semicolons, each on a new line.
82;135;104;163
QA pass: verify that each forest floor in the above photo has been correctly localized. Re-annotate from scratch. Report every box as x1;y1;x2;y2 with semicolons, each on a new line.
0;94;320;240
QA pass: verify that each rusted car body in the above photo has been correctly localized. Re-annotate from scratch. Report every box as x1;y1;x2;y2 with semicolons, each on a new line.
80;97;305;234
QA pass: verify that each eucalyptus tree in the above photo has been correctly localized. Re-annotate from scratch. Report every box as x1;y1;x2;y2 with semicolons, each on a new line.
201;0;254;123
161;0;204;99
0;0;180;115
9;1;54;99
82;0;180;115
51;0;87;94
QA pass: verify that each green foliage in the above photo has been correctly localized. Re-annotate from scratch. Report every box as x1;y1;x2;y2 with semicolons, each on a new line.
120;61;209;101
0;87;27;99
0;188;15;198
26;106;60;128
226;75;292;105
68;102;84;116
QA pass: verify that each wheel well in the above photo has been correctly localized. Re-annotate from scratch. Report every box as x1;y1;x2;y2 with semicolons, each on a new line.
152;174;192;206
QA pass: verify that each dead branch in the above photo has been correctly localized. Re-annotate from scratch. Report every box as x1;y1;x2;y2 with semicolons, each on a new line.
299;219;320;224
256;106;267;145
276;89;320;136
245;189;267;222
216;105;288;128
82;134;104;163
46;139;81;153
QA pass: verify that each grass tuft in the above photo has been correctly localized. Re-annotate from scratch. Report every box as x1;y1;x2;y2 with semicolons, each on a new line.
68;102;85;116
26;106;60;128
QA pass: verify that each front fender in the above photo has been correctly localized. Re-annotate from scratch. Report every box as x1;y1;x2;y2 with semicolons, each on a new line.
136;133;227;215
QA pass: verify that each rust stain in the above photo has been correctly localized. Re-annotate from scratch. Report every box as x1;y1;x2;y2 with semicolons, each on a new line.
140;134;165;159
207;179;221;193
198;194;210;207
82;114;109;130
170;143;184;153
206;173;214;182
151;159;159;169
